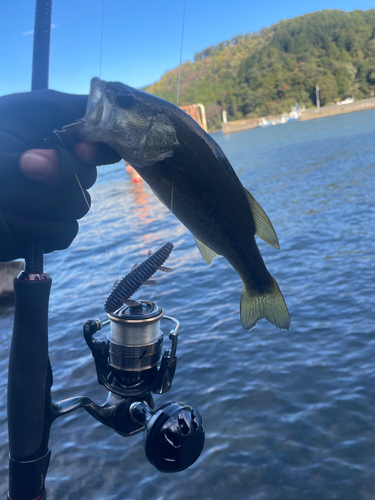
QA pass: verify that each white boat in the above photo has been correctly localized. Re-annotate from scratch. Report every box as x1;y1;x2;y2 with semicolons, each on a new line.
337;97;355;105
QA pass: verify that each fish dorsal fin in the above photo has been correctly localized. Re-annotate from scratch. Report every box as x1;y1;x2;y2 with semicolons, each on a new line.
194;237;218;265
243;187;280;249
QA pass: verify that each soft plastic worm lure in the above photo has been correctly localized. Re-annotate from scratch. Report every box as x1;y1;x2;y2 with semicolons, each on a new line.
104;242;174;314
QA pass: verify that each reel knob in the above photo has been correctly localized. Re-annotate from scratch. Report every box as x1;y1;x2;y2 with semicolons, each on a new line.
130;401;204;472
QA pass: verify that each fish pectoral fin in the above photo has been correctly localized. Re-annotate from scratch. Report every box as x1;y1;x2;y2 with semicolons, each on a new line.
243;187;280;250
194;237;218;265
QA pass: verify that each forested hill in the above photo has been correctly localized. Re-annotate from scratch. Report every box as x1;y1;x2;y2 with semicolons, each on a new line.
145;9;375;130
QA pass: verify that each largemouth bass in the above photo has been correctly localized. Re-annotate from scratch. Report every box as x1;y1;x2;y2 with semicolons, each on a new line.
80;77;290;331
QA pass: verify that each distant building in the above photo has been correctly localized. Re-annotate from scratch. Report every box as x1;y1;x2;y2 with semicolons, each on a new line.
179;104;207;131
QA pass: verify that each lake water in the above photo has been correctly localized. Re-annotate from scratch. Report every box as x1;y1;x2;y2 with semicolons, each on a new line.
0;110;375;499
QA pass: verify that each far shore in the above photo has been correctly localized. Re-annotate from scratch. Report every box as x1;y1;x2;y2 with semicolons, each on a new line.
220;96;375;134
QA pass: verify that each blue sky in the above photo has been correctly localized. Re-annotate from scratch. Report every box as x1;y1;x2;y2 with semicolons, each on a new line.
1;0;374;97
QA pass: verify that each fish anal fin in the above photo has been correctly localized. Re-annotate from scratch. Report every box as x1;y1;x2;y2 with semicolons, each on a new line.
194;237;218;265
243;187;279;250
240;277;290;331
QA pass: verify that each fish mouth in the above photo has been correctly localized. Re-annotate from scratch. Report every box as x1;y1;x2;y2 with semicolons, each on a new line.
84;77;106;126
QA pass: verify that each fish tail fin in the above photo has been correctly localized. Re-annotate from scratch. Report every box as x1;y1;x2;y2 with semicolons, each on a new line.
240;278;290;331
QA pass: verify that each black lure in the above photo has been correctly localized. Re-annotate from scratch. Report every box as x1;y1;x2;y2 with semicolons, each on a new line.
104;242;173;314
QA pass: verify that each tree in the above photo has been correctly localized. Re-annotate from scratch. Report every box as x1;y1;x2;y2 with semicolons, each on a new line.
316;74;338;104
146;9;375;129
206;103;223;129
335;65;353;95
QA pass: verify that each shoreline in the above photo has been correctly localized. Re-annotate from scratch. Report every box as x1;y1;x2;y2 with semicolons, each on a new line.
221;96;375;134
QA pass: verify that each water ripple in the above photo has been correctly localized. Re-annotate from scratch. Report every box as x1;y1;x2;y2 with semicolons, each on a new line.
1;111;375;498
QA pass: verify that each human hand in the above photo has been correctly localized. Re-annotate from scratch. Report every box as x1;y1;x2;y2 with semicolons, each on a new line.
19;141;120;185
0;89;121;262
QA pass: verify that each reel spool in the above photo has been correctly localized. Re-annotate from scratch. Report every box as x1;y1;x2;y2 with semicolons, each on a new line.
107;301;164;387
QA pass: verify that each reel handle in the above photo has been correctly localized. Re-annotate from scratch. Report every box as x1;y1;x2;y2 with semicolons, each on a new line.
130;401;205;473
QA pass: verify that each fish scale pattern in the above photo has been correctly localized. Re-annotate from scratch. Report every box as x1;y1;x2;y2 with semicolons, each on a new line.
104;242;173;314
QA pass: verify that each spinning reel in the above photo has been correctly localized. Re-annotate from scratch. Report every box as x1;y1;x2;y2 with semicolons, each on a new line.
53;243;204;473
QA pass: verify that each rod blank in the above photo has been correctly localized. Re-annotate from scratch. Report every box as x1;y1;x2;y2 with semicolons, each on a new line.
31;0;52;91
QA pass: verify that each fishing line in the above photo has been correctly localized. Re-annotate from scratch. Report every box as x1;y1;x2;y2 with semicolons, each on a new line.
99;0;105;78
170;182;174;214
168;182;174;241
176;0;186;106
53;129;119;281
167;0;185;240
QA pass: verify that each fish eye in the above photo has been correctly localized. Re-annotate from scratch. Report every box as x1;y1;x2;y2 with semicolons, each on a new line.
116;94;136;109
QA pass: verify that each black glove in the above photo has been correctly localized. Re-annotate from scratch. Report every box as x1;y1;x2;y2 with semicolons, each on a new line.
0;89;120;262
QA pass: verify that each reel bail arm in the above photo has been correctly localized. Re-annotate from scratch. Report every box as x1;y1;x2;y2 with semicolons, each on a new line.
83;312;179;397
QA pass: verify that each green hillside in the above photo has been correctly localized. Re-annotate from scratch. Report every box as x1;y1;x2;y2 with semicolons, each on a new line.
145;9;375;130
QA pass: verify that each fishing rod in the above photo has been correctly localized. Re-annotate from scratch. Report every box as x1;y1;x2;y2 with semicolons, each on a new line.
6;1;204;499
7;2;53;499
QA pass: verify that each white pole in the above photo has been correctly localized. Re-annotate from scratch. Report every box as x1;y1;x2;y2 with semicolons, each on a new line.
197;104;208;132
